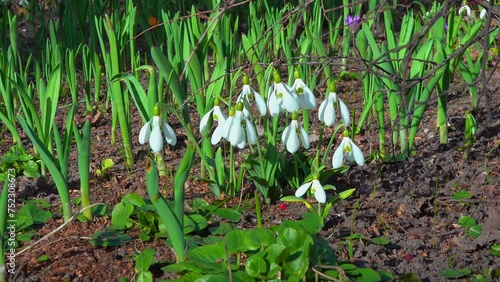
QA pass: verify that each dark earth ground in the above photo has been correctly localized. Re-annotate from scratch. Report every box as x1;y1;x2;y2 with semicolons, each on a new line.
1;4;500;282
6;69;499;281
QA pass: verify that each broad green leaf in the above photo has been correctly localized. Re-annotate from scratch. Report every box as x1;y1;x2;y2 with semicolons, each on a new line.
135;248;156;272
245;252;267;278
453;191;472;200
17;203;52;224
213;208;241;223
458;215;477;228
186;245;226;271
371;237;391;245
469;224;482;239
122;193;146;207
111;201;135;229
137;271;153;282
90;230;131;247
339;188;356;200
184;213;208;234
441;268;472;279
353;268;382;282
489;244;500;256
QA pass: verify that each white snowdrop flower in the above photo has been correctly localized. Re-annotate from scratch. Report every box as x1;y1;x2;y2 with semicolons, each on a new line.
281;112;310;154
237;74;267;116
267;70;299;117
221;102;257;149
459;1;471;17
318;83;350;126
295;175;326;203
479;1;489;19
139;105;177;153
480;8;487;19
200;97;227;134
291;70;316;110
332;130;364;169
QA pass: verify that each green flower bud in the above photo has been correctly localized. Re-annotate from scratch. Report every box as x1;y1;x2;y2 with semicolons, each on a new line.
272;69;282;83
153;104;160;116
329;82;337;93
236;101;244;111
294;69;300;79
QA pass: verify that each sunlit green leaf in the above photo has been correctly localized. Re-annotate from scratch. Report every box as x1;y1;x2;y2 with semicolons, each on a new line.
441;268;472;278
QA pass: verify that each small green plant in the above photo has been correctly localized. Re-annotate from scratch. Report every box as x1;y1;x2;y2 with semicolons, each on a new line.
457;215;483;239
95;158;115;178
0;146;40;180
134;248;156;282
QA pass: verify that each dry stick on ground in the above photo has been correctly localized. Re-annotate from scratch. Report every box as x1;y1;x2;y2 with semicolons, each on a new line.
311;265;349;282
13;204;106;280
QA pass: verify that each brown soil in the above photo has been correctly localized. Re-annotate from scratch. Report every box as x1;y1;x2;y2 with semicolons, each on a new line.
7;73;499;281
2;4;500;282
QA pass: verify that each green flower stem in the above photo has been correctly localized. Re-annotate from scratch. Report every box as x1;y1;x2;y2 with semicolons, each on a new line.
74;121;93;221
146;159;185;262
173;143;195;226
229;145;235;196
155;152;166;177
303;109;310;133
254;190;262;228
321;125;344;167
293;154;300;189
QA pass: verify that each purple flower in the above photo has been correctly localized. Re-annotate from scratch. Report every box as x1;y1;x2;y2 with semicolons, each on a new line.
345;14;361;28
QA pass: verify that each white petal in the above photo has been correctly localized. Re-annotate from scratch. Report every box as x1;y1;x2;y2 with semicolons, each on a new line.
213;106;226;123
149;124;163;153
237;139;246;149
281;85;299;113
304;89;317;109
295;181;312;197
351;141;365;166
338;98;350;125
312;180;326;203
199;108;214;133
211;120;225;145
320;97;336;126
268;93;281;117
162;120;177;145
299;126;310;149
229;112;245;146
332;140;345;169
222;116;233;139
245;119;258;145
283;121;299;154
139;120;152;144
480;8;486;19
254;91;267;116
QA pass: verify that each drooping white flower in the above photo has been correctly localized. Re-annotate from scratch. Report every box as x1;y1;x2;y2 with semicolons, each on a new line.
221;102;257;149
291;70;316;110
332;130;364;169
479;0;489;19
267;70;299;117
295;174;326;203
237;74;267;116
200;97;226;133
318;83;350;126
480;8;487;19
139;105;177;153
281;112;310;154
459;1;471;17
